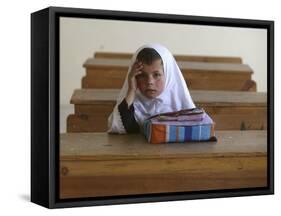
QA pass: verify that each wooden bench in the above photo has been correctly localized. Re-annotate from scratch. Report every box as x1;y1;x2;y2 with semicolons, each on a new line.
60;130;267;199
82;58;256;91
67;89;267;132
94;51;243;63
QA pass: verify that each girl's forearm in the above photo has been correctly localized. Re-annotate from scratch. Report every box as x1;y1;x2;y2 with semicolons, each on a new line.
125;89;136;107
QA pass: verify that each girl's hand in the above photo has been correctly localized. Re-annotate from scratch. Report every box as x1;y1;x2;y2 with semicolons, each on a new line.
127;60;143;92
125;60;143;107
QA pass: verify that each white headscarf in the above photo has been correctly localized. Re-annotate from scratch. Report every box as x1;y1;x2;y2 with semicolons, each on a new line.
108;43;195;134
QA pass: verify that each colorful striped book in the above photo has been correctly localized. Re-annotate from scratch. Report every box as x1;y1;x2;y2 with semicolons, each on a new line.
143;109;216;144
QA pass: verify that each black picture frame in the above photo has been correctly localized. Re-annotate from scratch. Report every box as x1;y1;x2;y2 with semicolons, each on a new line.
31;6;274;209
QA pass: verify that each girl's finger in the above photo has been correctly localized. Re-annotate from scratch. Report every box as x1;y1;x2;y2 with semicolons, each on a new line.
136;64;143;70
134;61;139;66
132;63;141;71
134;71;142;77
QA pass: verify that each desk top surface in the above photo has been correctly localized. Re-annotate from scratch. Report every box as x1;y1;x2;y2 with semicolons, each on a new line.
60;130;267;161
83;58;252;73
94;52;242;63
71;89;267;106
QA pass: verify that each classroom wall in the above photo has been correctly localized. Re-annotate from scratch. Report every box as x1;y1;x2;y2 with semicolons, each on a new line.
60;17;267;132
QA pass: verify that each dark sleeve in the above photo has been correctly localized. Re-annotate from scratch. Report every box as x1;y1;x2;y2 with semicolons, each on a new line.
118;99;140;133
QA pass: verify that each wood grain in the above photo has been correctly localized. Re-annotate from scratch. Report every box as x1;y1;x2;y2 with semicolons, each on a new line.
70;89;266;106
82;58;253;91
94;52;243;63
60;131;267;198
67;89;267;132
60;131;266;159
67;110;267;132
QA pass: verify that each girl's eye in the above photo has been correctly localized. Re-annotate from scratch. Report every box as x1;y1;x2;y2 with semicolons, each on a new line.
153;73;161;78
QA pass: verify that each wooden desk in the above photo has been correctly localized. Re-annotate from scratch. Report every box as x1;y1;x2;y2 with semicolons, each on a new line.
94;52;243;63
67;89;267;132
60;130;267;199
82;58;255;91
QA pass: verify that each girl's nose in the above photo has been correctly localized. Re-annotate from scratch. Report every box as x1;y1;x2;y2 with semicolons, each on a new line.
147;75;154;85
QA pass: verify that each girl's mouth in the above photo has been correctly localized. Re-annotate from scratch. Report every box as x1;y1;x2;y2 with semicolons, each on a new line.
146;89;156;93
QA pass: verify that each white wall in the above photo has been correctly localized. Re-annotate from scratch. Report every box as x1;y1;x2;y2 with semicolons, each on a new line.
60;17;267;132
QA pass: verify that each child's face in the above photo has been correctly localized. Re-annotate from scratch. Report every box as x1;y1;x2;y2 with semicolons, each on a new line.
136;59;165;99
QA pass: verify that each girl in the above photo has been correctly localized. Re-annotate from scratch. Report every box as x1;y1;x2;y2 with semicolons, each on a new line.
108;43;195;134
